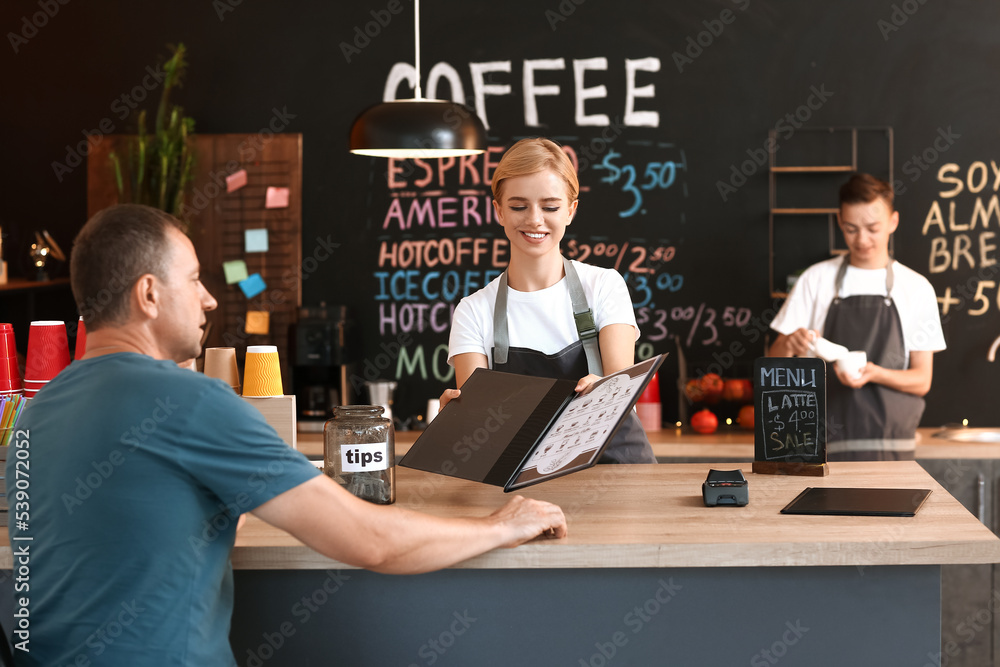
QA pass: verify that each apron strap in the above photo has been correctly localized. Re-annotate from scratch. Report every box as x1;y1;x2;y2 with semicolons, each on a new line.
833;254;850;299
492;257;604;375
833;254;894;302
563;257;604;376
493;271;512;366
885;260;894;301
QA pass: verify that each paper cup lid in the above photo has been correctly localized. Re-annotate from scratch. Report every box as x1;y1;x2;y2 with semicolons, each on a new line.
246;345;278;354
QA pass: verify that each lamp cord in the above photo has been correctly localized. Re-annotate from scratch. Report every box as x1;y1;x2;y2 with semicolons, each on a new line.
414;0;422;99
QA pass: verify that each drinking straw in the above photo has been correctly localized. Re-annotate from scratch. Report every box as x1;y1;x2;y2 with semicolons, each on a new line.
1;396;24;446
0;397;10;447
1;395;21;429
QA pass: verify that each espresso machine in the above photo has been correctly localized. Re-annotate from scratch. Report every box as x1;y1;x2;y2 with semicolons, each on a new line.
290;303;357;432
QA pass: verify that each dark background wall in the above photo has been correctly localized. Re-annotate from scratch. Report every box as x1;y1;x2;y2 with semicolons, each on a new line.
2;0;997;426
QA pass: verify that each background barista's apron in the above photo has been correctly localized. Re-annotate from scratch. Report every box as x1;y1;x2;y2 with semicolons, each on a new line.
491;257;656;464
823;256;925;461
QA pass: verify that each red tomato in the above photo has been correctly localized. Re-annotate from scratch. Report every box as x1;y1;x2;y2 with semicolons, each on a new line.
690;408;718;434
722;378;749;403
684;379;705;403
738;404;755;431
699;373;724;404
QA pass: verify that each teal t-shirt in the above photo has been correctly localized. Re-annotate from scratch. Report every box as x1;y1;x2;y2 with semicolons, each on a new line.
7;353;320;666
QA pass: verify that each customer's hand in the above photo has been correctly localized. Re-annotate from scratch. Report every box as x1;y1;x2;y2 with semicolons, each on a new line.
489;495;568;547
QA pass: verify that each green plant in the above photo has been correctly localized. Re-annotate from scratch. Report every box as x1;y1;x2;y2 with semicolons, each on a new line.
109;43;195;219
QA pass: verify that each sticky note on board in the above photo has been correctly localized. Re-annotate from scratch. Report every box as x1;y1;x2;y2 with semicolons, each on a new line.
222;260;249;284
265;186;290;209
244;228;269;253
245;310;270;335
238;273;267;299
226;169;248;193
243;310;271;335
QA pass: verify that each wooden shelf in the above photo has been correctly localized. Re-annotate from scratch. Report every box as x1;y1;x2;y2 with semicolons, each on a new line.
767;126;893;299
771;208;839;215
0;277;70;293
771;165;855;173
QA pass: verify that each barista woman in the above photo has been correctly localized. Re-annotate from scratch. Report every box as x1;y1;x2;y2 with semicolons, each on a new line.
444;138;656;463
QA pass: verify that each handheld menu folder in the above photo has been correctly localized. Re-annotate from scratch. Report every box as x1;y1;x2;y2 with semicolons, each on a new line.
400;355;666;491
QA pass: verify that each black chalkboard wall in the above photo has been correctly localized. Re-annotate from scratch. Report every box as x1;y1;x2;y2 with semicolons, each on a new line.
3;0;998;425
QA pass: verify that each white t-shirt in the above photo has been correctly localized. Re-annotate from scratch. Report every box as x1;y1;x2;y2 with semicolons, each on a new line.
448;260;638;367
770;256;946;365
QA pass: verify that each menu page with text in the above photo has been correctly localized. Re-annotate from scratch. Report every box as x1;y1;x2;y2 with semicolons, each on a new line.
509;356;663;489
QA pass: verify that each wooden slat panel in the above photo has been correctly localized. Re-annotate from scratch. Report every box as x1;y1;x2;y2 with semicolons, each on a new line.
87;134;303;390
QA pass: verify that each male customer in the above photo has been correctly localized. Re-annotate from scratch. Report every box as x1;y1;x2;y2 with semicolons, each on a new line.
9;204;566;666
768;173;946;460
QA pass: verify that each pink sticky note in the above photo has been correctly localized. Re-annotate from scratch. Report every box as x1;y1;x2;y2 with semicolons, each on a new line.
265;187;290;209
226;169;248;193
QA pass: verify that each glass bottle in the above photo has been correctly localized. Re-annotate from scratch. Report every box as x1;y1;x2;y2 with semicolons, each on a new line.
324;405;395;504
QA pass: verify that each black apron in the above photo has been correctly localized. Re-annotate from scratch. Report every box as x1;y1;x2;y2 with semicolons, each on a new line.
823;256;924;461
492;257;656;464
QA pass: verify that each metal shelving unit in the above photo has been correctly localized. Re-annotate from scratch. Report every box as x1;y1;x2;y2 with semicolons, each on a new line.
768;126;894;298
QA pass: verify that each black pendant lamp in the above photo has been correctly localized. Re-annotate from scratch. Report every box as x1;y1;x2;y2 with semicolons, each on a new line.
349;0;487;158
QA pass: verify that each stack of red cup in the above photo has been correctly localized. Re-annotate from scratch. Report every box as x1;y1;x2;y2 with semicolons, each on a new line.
0;323;23;399
24;320;71;399
74;316;87;360
636;371;662;431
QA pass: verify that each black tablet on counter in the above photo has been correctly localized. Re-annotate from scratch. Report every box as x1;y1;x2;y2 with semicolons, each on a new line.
780;487;932;517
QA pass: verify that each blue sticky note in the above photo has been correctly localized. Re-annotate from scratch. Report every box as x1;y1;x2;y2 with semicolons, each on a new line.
245;228;269;253
238;273;267;299
222;259;249;285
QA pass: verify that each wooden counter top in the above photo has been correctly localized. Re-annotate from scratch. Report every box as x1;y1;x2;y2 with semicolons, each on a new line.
230;461;1000;571
295;426;1000;460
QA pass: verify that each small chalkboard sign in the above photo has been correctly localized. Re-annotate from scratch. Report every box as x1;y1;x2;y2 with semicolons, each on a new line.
752;357;829;477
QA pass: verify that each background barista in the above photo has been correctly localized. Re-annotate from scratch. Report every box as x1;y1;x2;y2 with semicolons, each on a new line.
768;173;946;460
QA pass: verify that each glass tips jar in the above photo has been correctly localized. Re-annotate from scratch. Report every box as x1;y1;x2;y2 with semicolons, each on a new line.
324;405;395;504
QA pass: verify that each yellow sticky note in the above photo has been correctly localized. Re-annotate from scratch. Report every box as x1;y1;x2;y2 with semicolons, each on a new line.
245;310;270;335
